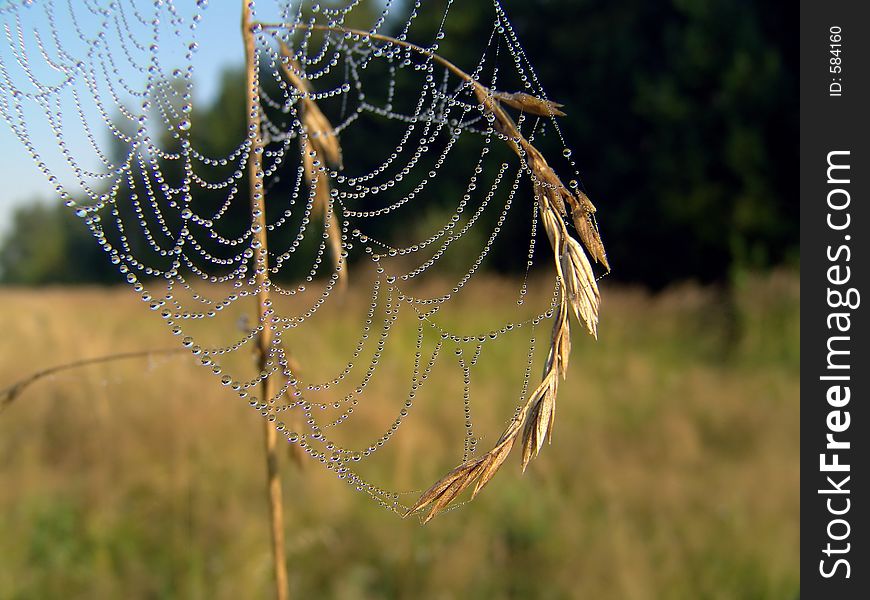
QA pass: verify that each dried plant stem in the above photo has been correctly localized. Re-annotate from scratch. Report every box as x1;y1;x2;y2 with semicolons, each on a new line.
257;21;608;522
244;4;289;599
262;23;604;248
277;43;346;289
261;419;288;599
259;22;471;83
0;348;186;412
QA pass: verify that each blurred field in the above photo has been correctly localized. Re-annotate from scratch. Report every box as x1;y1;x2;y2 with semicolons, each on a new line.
0;272;799;599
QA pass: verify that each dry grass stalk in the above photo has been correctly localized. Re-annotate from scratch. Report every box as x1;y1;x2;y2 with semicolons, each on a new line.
407;68;610;521
278;43;346;290
0;348;185;413
410;70;610;523
260;23;609;523
281;355;307;469
243;6;289;599
472;83;608;271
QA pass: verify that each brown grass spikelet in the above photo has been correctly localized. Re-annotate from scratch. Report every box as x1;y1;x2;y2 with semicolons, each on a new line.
549;295;572;379
562;236;600;338
278;42;346;288
521;373;558;471
407;433;518;523
301;142;345;289
571;191;609;271
408;458;486;523
491;90;566;117
470;436;516;498
278;43;342;169
521;295;571;470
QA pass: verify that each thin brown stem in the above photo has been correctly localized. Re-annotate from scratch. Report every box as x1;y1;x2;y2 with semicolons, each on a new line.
0;348;185;413
244;4;289;600
256;23;548;187
257;22;472;83
262;419;288;598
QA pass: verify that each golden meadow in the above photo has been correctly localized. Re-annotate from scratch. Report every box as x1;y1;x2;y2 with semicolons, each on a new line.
0;271;798;599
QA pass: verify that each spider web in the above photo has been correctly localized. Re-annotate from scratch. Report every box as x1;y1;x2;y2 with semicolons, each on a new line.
0;0;607;519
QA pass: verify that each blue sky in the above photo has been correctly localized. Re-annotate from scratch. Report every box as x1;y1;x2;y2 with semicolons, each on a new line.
0;0;402;236
0;1;246;233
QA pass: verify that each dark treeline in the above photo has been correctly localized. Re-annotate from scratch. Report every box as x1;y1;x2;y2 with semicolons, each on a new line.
0;0;797;288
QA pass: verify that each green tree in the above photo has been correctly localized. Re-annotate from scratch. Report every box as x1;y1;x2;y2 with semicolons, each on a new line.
415;0;797;286
0;202;118;284
1;0;798;288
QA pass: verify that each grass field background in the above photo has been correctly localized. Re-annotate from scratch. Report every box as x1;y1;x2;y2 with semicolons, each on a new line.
0;271;799;599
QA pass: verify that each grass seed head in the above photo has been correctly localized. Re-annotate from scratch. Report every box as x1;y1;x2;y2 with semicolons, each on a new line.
408;68;608;522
